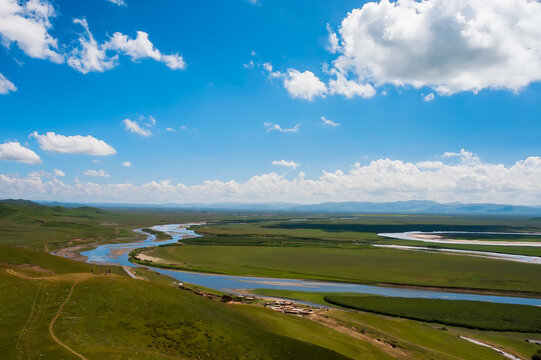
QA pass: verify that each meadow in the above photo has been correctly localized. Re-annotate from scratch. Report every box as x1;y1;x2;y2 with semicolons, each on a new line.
323;295;541;332
140;241;541;294
2;201;541;359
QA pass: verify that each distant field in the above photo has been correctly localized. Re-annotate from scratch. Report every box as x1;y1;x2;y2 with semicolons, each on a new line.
0;200;229;250
142;242;541;293
324;295;541;332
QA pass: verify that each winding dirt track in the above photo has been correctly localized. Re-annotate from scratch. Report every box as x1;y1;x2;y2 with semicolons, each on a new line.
7;269;87;360
49;281;87;360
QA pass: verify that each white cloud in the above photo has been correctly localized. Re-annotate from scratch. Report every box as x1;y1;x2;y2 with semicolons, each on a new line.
243;59;255;69
0;141;41;164
165;127;175;132
328;72;375;98
283;69;326;100
30;131;117;156
326;24;340;54
264;122;299;133
142;115;156;127
0;0;62;62
122;161;131;167
106;0;126;6
330;0;541;95
67;18;117;74
416;161;444;170
3;151;541;205
320;116;339;127
423;93;435;102
68;19;185;73
123;118;152;137
83;169;109;177
29;168;65;178
262;62;282;79
272;160;299;169
0;72;17;94
107;31;186;70
443;149;480;165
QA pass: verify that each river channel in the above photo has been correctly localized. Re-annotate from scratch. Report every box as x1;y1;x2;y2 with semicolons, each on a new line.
81;224;541;306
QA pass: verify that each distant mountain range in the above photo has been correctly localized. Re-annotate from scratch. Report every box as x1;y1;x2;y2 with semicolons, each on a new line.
33;199;541;215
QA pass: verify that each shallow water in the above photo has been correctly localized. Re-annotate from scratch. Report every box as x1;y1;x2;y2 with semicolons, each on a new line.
81;224;541;306
378;231;541;247
372;244;541;264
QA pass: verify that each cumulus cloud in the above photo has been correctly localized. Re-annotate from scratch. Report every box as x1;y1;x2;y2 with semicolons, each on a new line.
122;161;131;167
272;160;299;169
443;149;480;165
330;0;541;96
2;151;541;205
327;71;375;98
320;116;339;127
264;122;299;133
0;0;62;62
68;18;185;73
0;141;41;164
283;69;326;100
165;127;175;132
30;131;116;156
83;169;109;177
0;72;17;94
123;118;152;137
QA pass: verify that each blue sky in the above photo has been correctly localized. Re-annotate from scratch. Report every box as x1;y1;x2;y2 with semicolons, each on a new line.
1;0;541;204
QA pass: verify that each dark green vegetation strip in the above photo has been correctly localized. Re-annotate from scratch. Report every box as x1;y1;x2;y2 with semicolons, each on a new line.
264;223;516;233
324;295;541;332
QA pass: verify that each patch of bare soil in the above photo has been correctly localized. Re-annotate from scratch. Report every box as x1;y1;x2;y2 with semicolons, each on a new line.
137;252;171;264
52;243;97;262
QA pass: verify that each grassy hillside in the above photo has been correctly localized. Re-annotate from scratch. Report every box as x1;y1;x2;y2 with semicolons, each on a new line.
0;247;389;360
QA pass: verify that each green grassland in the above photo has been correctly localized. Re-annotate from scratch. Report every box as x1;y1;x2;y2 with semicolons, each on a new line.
325;310;540;360
194;216;541;256
0;247;369;359
141;243;541;294
324;295;541;332
3;201;541;359
0;253;524;360
252;289;541;359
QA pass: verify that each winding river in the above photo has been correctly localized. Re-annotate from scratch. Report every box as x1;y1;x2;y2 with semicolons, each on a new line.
82;224;541;306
